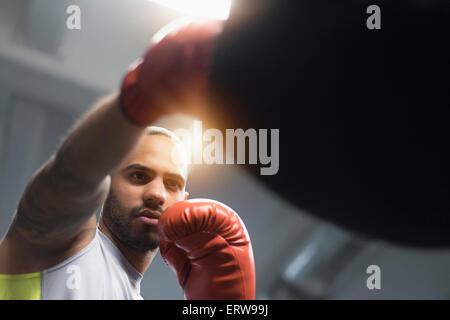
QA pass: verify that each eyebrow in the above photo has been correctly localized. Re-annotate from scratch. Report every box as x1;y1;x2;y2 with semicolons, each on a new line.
123;163;186;186
123;164;152;172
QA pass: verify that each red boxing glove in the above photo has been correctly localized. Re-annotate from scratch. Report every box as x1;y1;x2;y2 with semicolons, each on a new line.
119;19;223;126
158;199;256;300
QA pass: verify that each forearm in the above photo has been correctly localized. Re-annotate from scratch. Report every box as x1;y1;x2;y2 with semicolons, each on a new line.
52;92;146;192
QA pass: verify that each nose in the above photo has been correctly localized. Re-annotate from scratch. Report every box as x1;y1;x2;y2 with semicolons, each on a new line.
142;177;167;208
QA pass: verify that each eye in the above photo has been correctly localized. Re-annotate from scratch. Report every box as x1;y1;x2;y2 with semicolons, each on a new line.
129;172;149;184
165;179;181;190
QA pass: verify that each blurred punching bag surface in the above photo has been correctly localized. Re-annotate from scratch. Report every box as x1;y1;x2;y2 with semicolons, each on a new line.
209;0;450;247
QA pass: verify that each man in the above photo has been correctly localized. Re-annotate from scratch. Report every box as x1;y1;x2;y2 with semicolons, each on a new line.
0;19;255;299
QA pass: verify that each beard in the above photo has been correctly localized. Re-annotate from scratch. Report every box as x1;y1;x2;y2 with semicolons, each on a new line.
101;190;162;251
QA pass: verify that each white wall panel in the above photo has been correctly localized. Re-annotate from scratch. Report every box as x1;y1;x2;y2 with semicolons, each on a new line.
0;95;46;235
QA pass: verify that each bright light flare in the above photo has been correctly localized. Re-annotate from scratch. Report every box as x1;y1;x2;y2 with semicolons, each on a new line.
147;0;232;20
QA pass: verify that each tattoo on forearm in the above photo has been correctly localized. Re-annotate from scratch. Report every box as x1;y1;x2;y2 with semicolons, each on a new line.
15;163;105;240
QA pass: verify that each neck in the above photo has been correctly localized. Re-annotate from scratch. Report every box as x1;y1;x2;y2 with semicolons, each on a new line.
98;218;158;275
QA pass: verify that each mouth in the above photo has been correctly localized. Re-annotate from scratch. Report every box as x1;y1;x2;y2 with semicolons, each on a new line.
138;209;161;219
136;209;161;226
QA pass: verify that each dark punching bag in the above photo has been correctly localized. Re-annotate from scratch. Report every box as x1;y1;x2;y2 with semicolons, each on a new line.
209;0;450;247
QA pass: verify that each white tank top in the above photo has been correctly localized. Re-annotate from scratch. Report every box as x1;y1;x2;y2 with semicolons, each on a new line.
40;227;143;299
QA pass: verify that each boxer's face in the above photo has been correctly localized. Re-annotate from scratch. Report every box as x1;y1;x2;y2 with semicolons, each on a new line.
101;134;188;251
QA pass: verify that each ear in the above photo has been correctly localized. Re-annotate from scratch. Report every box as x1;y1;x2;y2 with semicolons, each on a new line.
184;192;189;200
